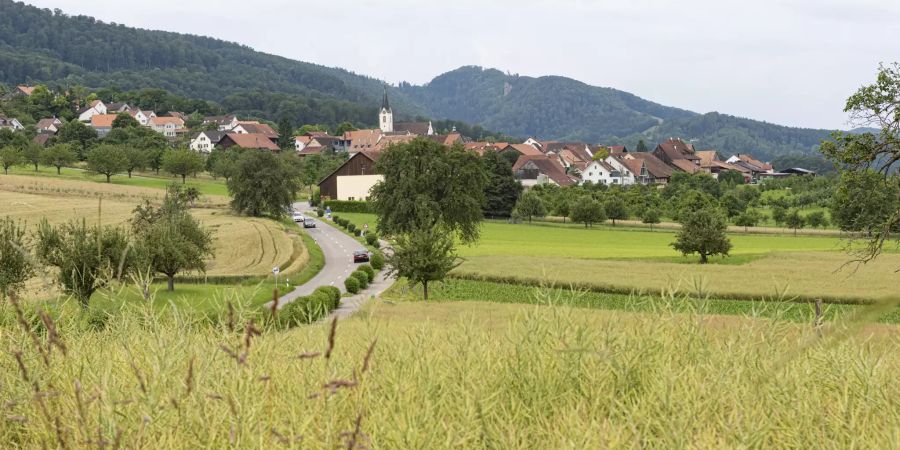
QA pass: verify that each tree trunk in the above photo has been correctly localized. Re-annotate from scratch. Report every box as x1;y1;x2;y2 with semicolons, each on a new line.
56;166;62;175
181;174;186;184
128;170;132;178
105;174;111;183
700;253;708;264
3;167;7;174
33;163;38;171
167;275;175;292
423;281;429;301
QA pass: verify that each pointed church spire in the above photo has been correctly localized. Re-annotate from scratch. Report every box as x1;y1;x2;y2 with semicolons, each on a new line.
381;86;391;111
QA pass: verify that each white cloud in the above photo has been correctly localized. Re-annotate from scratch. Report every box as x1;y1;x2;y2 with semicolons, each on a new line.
24;0;900;129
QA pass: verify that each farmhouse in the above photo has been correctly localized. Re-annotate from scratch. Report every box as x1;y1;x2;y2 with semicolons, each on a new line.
189;130;227;153
219;132;280;151
318;151;382;201
149;116;186;138
78;100;107;122
0;114;24;131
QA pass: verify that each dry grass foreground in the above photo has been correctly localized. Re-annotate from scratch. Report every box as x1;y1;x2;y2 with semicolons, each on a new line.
0;178;297;298
0;299;897;448
455;252;900;303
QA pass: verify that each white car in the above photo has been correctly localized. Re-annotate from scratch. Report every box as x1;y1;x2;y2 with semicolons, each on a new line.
292;213;305;223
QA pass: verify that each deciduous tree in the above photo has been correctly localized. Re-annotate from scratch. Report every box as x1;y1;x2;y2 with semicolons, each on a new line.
672;205;732;264
228;150;301;218
40;143;77;174
482;151;522;218
604;197;629;226
0;146;24;174
571;197;606;228
0;217;33;301
162;148;205;183
513;190;546;224
86;144;128;182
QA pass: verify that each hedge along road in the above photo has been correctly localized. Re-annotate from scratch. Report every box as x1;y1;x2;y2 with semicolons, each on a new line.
273;202;372;311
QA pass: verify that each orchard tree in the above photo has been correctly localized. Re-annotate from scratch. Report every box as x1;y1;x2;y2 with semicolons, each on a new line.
771;205;788;227
820;63;900;264
554;195;572;223
87;145;128;182
672;205;732;264
642;208;662;231
34;219;131;307
123;147;148;178
513;190;546;224
22;143;43;171
228;150;301;218
604;197;629;226
571;197;606;228
386;215;459;301
784;209;806;236
0;217;33;301
162;149;205;183
0;146;24;174
40;144;77;174
719;191;747;218
56;119;97;159
806;210;829;229
735;210;762;232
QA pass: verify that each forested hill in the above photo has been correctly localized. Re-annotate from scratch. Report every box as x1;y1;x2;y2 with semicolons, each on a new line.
402;66;834;161
1;1;834;160
0;0;424;125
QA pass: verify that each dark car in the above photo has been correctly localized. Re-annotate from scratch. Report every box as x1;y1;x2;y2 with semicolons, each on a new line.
353;250;370;263
303;218;316;228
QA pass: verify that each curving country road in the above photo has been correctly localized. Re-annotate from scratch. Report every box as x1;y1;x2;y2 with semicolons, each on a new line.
275;202;373;310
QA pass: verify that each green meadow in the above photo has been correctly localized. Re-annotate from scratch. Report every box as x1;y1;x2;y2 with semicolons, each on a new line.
7;165;230;197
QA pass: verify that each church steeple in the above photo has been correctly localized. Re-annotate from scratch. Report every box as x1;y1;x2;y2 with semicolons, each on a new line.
379;86;393;133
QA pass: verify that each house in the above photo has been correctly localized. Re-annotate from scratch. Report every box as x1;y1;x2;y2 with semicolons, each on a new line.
427;132;463;147
0;114;24;131
726;154;774;181
106;103;131;113
758;167;817;180
167;111;186;120
394;121;434;136
36;118;63;134
33;133;52;147
295;135;313;152
622;152;674;184
78;100;107;122
301;136;341;154
189;131;227;153
696;150;750;180
653;138;701;173
344;129;383;154
512;155;575;187
581;159;626;186
2;85;35;100
502;143;544;158
231;121;278;139
219;133;281;151
318;151;383;201
204;115;239;131
130;109;156;126
90;114;118;138
149;116;186;138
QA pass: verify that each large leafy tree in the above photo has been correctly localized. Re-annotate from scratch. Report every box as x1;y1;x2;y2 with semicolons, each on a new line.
22;143;43;172
40;144;77;174
386;216;459;301
571;197;606;228
820;63;900;264
0;218;33;301
56;119;97;159
371;138;487;244
482;151;522;218
123;147;148;178
513;190;546;224
672;204;732;264
34;219;131;307
604;196;629;226
228;150;301;218
86;144;128;182
161;149;205;183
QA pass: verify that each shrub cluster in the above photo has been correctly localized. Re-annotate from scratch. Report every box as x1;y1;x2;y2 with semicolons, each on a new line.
344;276;360;294
323;200;372;213
277;285;341;328
370;252;385;271
365;231;379;247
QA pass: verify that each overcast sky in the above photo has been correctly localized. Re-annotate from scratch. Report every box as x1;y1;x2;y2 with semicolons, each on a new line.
25;0;900;130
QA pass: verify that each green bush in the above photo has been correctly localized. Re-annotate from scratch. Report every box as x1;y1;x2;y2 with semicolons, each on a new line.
352;270;369;289
278;291;333;328
316;209;324;217
358;264;375;282
344;276;360;294
370;252;385;271
365;231;378;246
323;200;372;213
315;285;341;309
347;223;357;233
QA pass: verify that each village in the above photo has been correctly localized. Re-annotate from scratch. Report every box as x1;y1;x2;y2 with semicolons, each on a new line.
3;83;817;203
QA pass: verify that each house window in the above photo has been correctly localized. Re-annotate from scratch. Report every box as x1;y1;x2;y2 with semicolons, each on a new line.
349;197;355;201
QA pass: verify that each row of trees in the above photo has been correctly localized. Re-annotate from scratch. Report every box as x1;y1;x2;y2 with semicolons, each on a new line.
0;185;212;305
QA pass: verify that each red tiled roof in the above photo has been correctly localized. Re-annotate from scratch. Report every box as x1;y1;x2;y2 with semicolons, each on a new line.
17;85;35;95
508;143;543;157
513;155;575;186
224;133;280;150
627;153;674;179
90;114;118;128
656;138;698;161
238;122;278;138
671;159;701;174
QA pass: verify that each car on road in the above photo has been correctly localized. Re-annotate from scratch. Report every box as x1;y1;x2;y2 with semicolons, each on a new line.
303;218;316;228
353;250;370;263
292;212;305;223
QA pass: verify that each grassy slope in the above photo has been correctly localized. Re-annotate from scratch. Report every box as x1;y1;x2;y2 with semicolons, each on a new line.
6;166;230;197
1;300;896;447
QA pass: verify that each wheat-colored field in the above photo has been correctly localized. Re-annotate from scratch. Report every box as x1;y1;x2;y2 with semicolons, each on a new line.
0;299;896;448
0;178;299;299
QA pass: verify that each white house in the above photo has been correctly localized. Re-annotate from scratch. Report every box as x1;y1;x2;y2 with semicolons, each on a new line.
149;116;185;138
203;115;239;131
603;155;640;185
0;114;24;131
36;117;63;133
78;100;107;122
130;109;156;126
189;131;226;153
581;160;619;185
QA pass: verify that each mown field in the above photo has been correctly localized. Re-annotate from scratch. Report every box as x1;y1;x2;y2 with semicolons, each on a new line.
337;212;896;302
1;299;896;448
6;165;230;197
0;175;303;301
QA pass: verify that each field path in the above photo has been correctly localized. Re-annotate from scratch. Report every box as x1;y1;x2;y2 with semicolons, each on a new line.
274;203;390;316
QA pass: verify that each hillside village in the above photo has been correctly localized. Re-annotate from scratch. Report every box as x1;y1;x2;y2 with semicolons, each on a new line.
1;83;816;202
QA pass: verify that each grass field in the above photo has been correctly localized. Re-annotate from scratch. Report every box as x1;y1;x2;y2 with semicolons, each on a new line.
0;176;303;301
1;299;896;448
336;212;897;302
7;165;230;197
383;278;900;323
